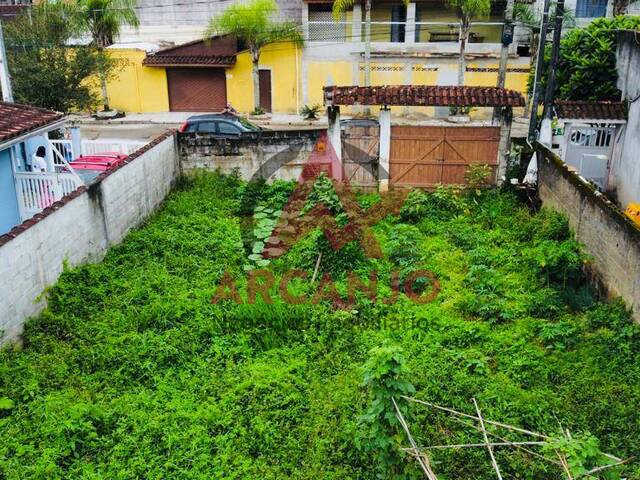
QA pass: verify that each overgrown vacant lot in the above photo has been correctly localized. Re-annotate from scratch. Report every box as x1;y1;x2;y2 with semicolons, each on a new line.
1;172;639;479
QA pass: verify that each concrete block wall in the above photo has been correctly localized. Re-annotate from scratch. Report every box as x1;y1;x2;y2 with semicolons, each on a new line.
0;133;180;344
179;130;322;182
537;144;640;322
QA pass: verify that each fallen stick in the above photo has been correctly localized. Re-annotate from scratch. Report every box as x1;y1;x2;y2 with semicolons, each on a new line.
473;398;503;480
311;252;322;283
402;396;550;439
406;441;547;450
392;397;439;480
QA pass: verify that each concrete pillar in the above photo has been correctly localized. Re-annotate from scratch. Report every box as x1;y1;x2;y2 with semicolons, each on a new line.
302;4;309;42
496;107;513;186
327;106;342;164
352;4;362;43
70;127;82;159
44;132;55;172
379;107;391;192
405;3;416;44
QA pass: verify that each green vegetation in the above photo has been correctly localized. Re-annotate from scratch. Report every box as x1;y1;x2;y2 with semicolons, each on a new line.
206;0;302;112
4;1;111;113
534;15;640;101
1;172;639;479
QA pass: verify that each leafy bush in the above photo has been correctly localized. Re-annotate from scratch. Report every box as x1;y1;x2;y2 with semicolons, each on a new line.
0;173;639;479
535;16;640;101
301;104;322;120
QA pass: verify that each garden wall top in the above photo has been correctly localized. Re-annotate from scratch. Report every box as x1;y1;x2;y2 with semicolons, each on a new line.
323;85;526;108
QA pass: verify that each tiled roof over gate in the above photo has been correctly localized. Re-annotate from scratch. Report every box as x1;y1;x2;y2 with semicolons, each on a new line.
143;54;236;67
554;100;627;121
323;85;526;107
0;102;63;144
143;35;237;68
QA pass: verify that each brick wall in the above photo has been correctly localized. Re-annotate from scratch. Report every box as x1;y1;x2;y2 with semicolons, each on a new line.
537;144;640;322
0;133;180;344
179;130;322;182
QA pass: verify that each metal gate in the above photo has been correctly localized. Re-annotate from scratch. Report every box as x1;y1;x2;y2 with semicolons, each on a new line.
564;125;615;189
389;126;500;188
167;68;227;112
341;121;379;191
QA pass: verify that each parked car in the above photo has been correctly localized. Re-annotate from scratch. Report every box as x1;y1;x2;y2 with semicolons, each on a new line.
178;113;262;138
68;152;129;183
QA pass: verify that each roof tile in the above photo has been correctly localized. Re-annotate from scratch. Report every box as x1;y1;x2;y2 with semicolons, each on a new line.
0;102;63;144
554;100;627;121
142;54;236;67
323;85;526;107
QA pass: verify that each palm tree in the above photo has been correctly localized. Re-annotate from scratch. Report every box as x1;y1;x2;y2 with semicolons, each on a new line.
207;0;302;113
78;0;139;111
447;0;492;86
332;0;372;88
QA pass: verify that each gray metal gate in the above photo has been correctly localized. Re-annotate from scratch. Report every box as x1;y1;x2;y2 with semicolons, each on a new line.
564;125;615;189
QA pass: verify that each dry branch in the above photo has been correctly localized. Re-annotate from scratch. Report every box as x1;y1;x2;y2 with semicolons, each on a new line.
473;398;503;480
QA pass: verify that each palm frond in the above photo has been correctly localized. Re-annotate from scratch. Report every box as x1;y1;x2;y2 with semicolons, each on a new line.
332;0;356;20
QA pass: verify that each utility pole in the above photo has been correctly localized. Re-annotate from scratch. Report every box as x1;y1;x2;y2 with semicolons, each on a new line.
0;18;14;102
527;0;552;142
496;0;515;89
542;0;565;120
364;0;371;115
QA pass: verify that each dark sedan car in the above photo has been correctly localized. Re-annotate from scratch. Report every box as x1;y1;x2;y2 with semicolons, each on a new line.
178;113;261;138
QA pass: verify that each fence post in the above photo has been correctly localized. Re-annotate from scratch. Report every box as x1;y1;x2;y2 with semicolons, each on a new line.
379;107;391;192
327;106;342;164
496;106;513;185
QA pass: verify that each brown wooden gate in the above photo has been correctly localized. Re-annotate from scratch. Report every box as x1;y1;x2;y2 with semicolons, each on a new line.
342;122;379;191
167;68;227;112
390;126;500;188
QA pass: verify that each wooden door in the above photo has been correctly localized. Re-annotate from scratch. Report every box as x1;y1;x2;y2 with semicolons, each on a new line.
389;126;500;189
259;70;272;113
341;123;379;191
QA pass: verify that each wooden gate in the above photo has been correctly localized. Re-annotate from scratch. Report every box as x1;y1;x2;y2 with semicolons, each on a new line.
390;126;500;188
342;122;379;191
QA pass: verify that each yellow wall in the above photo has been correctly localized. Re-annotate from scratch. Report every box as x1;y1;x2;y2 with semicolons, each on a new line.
106;49;169;113
226;42;302;114
105;45;530;117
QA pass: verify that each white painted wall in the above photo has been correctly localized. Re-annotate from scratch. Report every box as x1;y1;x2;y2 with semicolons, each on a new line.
0;134;180;344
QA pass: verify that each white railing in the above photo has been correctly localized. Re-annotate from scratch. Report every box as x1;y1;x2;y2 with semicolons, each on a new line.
50;139;75;165
307;19;504;44
81;139;145;156
15;172;83;219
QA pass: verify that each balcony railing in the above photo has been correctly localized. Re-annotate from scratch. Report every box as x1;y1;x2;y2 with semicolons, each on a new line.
15;172;83;219
307;20;504;44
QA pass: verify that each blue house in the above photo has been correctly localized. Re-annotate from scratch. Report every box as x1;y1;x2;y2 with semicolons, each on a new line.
0;102;83;235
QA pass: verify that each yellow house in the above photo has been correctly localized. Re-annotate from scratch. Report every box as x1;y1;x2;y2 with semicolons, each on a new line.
105;1;531;117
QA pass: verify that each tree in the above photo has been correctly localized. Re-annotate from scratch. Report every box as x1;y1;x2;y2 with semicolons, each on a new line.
447;0;492;86
4;2;106;112
535;16;640;101
333;0;372;89
206;0;302;113
78;0;139;111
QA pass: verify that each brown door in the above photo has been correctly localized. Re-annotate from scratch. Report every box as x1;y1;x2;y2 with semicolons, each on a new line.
259;69;272;113
389;126;500;189
341;123;379;191
167;67;227;112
